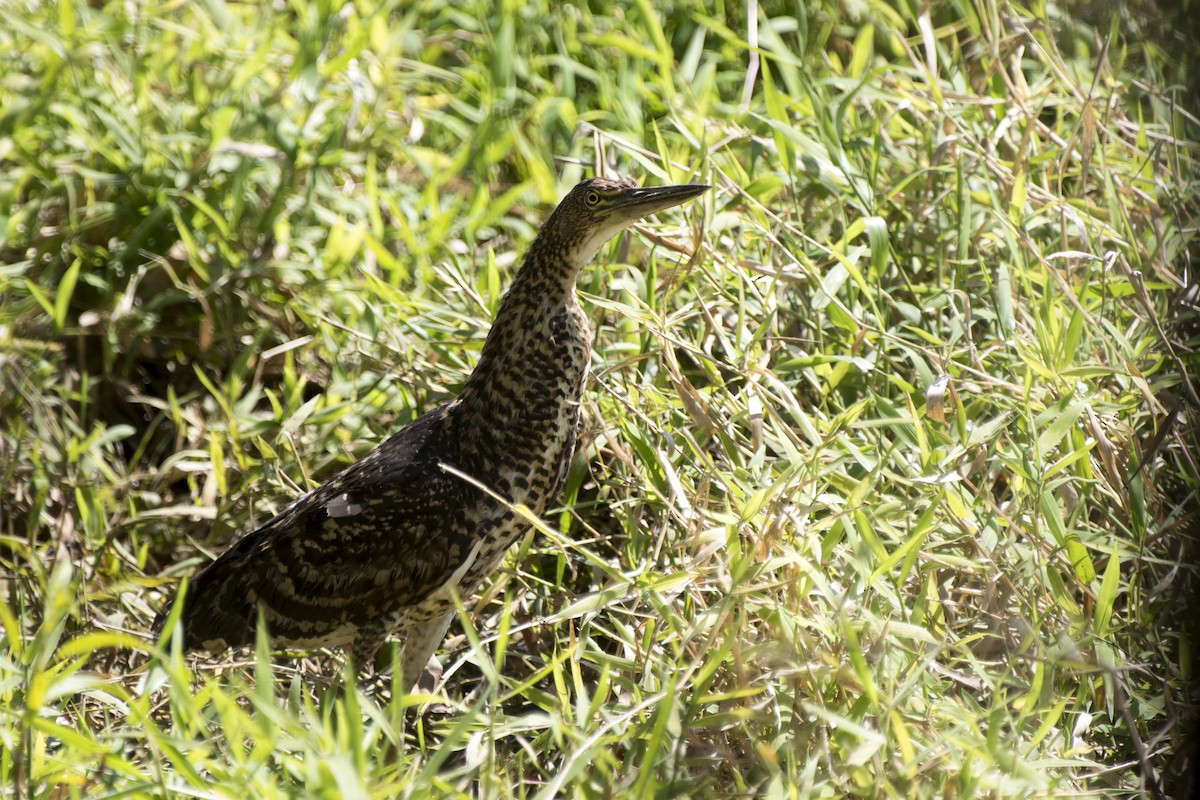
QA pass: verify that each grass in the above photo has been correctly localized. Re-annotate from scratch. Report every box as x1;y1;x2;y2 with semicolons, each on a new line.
2;0;1198;796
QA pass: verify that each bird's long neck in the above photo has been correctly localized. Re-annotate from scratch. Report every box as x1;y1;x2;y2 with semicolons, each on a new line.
452;231;592;477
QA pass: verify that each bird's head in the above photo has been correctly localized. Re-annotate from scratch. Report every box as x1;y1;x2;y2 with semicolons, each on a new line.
543;176;709;270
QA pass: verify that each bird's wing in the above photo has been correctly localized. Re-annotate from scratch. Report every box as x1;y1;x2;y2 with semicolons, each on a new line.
169;405;485;651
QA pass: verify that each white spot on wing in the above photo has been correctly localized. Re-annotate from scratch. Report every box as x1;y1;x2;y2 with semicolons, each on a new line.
326;492;366;518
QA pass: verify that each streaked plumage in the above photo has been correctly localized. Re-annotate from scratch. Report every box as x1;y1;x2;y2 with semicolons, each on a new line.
155;177;708;690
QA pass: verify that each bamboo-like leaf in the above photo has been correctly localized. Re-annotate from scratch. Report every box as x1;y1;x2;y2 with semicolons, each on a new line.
1094;543;1121;636
53;257;82;331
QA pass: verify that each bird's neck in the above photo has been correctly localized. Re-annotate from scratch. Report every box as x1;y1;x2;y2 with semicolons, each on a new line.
452;243;592;460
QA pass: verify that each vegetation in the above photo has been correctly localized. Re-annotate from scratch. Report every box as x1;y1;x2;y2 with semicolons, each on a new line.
2;0;1197;796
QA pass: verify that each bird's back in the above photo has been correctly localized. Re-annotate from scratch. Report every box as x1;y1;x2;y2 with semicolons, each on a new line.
160;404;482;653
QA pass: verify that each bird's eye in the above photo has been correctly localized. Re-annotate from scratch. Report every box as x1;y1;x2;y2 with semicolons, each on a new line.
586;192;601;206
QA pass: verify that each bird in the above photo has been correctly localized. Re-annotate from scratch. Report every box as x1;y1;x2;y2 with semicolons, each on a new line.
155;176;709;692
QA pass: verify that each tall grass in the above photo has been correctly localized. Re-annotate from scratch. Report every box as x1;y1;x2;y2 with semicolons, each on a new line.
2;0;1197;796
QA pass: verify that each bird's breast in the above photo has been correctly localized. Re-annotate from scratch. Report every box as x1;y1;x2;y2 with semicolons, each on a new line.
456;301;589;503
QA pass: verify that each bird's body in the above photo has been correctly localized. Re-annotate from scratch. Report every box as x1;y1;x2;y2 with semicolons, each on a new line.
157;177;707;689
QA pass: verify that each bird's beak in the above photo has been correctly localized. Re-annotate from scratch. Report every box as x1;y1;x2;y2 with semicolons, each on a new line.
612;183;709;221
